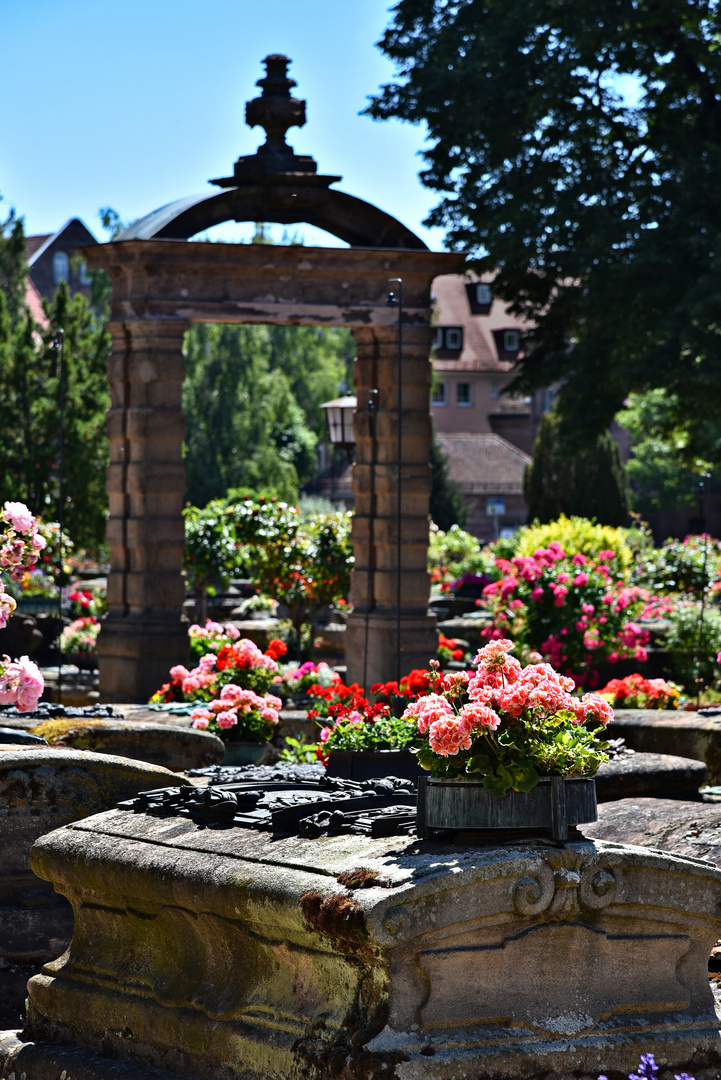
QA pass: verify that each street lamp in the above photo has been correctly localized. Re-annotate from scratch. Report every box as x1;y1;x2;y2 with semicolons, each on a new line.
386;278;403;684
320;395;357;459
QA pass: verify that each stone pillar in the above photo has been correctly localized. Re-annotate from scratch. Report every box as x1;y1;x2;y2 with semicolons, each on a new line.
345;324;437;687
99;320;190;703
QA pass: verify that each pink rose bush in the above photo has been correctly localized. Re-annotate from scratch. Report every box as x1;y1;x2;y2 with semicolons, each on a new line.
479;544;655;685
0;654;44;713
191;683;282;743
0;501;47;630
405;640;612;795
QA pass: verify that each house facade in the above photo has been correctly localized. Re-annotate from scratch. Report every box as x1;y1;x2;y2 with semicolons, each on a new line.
430;273;547;540
25;218;98;301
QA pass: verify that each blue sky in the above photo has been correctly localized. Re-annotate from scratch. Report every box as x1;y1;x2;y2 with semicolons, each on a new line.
0;0;446;248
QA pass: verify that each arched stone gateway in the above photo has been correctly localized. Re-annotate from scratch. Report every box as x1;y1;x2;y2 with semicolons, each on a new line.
83;55;464;702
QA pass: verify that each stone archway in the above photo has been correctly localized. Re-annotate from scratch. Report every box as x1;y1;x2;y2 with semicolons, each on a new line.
84;56;464;701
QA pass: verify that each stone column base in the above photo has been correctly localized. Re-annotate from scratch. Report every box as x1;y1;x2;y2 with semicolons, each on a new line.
345;610;438;687
98;615;189;703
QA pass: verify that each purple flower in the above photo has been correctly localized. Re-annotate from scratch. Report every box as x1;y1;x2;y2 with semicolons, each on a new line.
629;1054;659;1080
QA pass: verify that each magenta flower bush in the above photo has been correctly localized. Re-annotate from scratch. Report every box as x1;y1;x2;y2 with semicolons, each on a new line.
479;542;655;685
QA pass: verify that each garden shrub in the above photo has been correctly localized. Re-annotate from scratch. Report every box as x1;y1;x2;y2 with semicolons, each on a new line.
513;515;636;574
662;599;721;693
479;543;652;684
634;535;721;595
427;523;494;586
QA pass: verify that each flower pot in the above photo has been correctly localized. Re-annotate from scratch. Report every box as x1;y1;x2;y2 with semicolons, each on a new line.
417;775;597;841
64;653;98;671
222;741;270;766
326;748;422;783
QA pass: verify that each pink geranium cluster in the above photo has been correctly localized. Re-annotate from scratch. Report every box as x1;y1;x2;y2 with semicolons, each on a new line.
404;640;613;758
405;641;613;791
479;545;655;684
0;654;44;712
188;619;240;659
0;501;47;630
150;637;281;704
191;683;281;742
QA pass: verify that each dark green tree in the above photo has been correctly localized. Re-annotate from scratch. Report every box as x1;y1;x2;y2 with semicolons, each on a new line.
0;209;110;549
617;390;720;513
368;1;721;460
429;430;468;531
182;322;354;507
524;410;629;526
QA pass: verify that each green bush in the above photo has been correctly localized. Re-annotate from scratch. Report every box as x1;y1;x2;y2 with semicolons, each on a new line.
634;536;721;595
662;599;721;693
427;523;494;586
512;515;637;574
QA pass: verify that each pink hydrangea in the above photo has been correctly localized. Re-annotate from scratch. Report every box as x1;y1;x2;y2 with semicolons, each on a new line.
170;665;190;681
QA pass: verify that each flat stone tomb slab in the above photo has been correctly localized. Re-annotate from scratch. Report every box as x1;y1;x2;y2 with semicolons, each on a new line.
14;801;721;1080
0;747;177;1029
613;708;721;785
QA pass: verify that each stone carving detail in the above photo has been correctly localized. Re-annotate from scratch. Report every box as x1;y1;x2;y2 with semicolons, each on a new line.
512;849;617;919
381;907;412;936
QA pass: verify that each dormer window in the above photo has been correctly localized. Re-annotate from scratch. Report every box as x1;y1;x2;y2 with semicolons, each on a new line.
53;251;69;284
503;329;520;352
476;283;492;305
433;327;464;353
445;327;463;351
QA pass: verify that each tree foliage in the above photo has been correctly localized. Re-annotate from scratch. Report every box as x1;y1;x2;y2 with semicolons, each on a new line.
429;430;468;531
617;390;718;513
183;322;355;507
0;208;110;550
524;410;629;526
368;1;721;457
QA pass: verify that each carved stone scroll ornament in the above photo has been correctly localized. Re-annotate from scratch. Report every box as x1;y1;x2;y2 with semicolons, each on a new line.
513;848;617;918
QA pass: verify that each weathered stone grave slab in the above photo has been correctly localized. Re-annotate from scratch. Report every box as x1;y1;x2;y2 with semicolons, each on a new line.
584;796;721;865
595;751;706;802
26;718;224;772
0;746;176;1027
613;708;721;784
4;800;721;1080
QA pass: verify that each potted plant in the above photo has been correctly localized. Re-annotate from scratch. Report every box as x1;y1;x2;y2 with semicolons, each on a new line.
149;636;284;705
406;639;613;840
59;616;101;669
315;691;422;781
191;683;282;765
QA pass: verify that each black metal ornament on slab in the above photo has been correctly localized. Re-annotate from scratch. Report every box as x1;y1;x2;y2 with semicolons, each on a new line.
118;772;417;838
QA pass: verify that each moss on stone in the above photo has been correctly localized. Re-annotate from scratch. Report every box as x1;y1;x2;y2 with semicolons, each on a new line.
33;719;107;745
